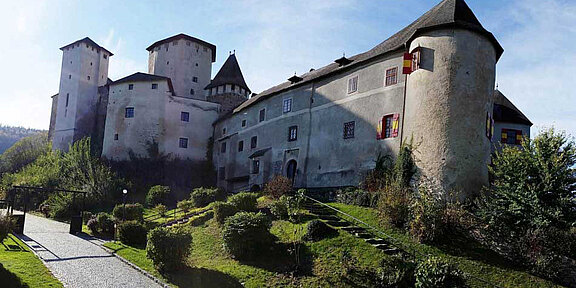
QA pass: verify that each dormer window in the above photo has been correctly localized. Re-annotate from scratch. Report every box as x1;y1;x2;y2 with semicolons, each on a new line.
288;74;303;84
335;55;353;67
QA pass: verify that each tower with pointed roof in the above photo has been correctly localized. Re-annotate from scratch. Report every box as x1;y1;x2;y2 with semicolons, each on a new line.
205;52;251;114
52;37;113;151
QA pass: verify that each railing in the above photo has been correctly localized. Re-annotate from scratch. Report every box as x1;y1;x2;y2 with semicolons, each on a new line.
303;194;504;288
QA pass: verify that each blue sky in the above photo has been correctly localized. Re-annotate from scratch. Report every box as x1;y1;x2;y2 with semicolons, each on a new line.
0;0;574;138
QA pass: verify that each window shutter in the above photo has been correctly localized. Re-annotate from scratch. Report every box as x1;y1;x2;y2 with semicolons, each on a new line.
377;118;383;140
403;53;413;74
501;129;507;144
392;114;400;137
515;130;523;145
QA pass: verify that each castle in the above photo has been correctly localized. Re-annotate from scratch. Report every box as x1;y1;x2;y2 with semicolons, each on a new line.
48;0;532;198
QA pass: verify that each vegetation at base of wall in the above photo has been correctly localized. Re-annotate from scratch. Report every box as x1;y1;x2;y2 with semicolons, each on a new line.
0;234;63;287
222;212;273;260
190;187;222;208
177;199;194;213
263;175;293;199
146;226;193;272
154;204;167;217
146;185;170;207
112;203;144;222
336;187;378;207
117;221;148;247
227;192;259;212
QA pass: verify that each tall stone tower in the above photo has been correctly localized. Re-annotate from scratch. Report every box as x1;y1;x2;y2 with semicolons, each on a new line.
205;53;251;114
52;38;112;151
403;0;504;198
147;34;216;100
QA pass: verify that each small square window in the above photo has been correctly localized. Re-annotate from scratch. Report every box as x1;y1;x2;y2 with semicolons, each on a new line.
231;84;236;91
241;119;247;127
181;112;190;122
259;109;266;122
283;98;292;113
348;76;358;94
251;136;257;149
221;142;227;153
252;160;260;174
87;76;91;80
179;138;188;148
222;127;227;135
69;75;71;79
385;67;398;86
128;84;134;90
190;89;195;95
151;83;158;89
192;77;198;83
114;134;119;140
343;121;355;139
186;41;191;46
125;107;134;118
238;140;244;152
288;126;298;142
103;54;107;59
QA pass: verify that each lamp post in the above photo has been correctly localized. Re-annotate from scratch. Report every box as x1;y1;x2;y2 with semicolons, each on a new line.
122;189;128;222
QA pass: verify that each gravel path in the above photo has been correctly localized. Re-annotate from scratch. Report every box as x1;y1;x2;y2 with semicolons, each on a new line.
19;213;162;288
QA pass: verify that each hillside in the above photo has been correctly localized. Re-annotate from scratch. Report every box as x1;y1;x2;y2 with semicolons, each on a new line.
0;125;46;155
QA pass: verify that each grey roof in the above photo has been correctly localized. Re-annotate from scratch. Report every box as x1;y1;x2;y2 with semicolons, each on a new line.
205;54;250;91
493;90;532;126
111;72;175;95
232;0;503;115
146;33;217;62
60;37;114;56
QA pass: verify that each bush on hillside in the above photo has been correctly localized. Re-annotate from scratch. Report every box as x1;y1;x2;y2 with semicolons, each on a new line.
112;203;144;222
146;185;170;207
414;257;465;288
154;204;167;217
269;197;289;220
228;192;258;212
177;200;194;213
96;213;115;235
82;211;93;225
213;201;237;224
263;175;293;199
0;216;13;243
304;219;335;241
146;226;192;272
87;218;98;234
223;212;273;259
117;221;147;247
378;184;412;228
190;187;221;207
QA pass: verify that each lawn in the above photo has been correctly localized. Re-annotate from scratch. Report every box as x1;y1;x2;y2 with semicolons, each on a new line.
0;234;62;288
327;203;562;288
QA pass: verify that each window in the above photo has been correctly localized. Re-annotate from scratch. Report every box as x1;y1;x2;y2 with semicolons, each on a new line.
251;136;257;149
87;76;91;81
151;83;158;89
125;107;134;118
65;93;69;107
411;48;421;72
192;77;198;83
114;134;119;140
181;112;190;122
288;126;298;141
173;41;178;46
167;61;169;65
259;109;266;122
383;115;394;138
103;54;107;59
385;67;398;86
186;41;191;46
241;119;247;128
348;76;358;94
231;84;236;91
252;160;260;174
221;142;227;153
222;127;227;135
219;167;226;180
190;89;195;95
179;138;188;148
343;121;355;139
378;114;399;139
283;98;292;113
68;75;71;79
128;84;134;90
238;140;244;152
501;129;522;145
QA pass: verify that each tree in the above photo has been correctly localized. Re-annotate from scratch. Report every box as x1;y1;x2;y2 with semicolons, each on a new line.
0;132;49;175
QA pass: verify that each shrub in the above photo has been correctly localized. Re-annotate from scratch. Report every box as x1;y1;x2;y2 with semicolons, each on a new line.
263;175;293;199
146;185;170;207
87;218;98;234
378;184;412;228
213;201;237;224
177;200;194;213
155;204;167;217
223;212;273;259
304;219;335;241
117;221;147;247
228;192;258;212
82;211;93;225
337;188;377;207
112;203;144;222
0;216;13;243
269;197;289;220
146;226;192;272
189;211;214;226
409;187;442;244
414;257;465;288
190;187;221;207
96;213;115;235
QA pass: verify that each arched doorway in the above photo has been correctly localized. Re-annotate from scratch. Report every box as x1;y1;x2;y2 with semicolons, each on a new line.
286;160;297;184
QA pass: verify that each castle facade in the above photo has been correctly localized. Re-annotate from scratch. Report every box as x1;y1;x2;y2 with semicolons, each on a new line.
48;0;532;198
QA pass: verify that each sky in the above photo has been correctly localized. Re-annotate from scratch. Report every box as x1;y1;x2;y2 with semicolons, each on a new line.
0;0;574;138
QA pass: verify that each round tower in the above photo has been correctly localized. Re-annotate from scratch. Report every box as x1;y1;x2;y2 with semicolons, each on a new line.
404;27;498;198
147;34;216;100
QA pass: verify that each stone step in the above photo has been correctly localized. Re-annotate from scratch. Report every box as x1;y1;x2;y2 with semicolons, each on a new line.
317;215;339;221
326;220;349;227
365;238;388;245
355;232;373;239
382;248;400;255
341;226;365;233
